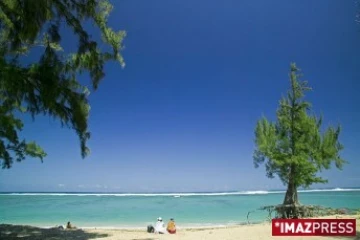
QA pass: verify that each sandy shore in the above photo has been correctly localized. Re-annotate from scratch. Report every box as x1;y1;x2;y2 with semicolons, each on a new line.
1;215;359;240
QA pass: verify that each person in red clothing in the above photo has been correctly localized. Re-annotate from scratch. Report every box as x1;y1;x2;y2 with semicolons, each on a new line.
167;218;176;234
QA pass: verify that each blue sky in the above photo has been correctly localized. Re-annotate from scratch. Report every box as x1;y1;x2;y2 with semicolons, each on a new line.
0;0;359;192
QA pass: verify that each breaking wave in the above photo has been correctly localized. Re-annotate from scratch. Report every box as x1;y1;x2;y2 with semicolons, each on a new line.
1;188;359;197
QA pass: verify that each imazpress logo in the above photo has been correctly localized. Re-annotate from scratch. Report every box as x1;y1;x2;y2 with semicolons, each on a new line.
272;219;356;236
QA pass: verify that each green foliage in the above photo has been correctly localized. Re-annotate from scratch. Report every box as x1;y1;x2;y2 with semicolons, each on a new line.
0;0;125;168
254;63;345;189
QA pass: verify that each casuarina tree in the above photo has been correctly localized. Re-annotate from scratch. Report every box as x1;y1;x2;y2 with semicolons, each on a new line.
253;63;345;217
0;0;125;168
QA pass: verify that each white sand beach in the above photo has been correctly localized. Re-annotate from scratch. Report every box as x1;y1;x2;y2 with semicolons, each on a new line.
1;215;359;240
85;219;360;240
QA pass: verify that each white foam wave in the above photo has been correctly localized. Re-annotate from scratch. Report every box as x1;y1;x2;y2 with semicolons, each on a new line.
1;188;358;197
298;188;359;193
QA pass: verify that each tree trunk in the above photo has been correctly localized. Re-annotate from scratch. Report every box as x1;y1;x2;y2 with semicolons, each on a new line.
281;179;300;218
283;180;299;205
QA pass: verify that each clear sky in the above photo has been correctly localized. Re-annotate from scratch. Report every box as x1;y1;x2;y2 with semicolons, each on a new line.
0;0;359;193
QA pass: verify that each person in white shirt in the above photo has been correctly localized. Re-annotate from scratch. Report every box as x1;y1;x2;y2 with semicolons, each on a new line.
154;217;166;234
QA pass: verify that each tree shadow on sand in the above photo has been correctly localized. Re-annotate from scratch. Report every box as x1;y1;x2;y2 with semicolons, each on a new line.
0;224;109;240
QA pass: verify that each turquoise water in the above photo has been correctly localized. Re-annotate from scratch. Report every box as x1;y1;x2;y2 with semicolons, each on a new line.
1;189;360;228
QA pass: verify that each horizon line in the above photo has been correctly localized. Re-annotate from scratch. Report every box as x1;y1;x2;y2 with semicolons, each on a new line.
1;187;360;194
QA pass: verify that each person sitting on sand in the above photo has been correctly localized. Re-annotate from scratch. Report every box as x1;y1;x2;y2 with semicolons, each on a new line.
66;221;76;229
154;217;166;234
167;218;176;234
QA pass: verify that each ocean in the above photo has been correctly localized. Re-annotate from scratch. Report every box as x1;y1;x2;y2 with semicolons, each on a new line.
1;188;360;228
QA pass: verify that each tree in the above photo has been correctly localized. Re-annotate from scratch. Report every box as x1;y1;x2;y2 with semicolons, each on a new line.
0;0;125;168
253;63;345;216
